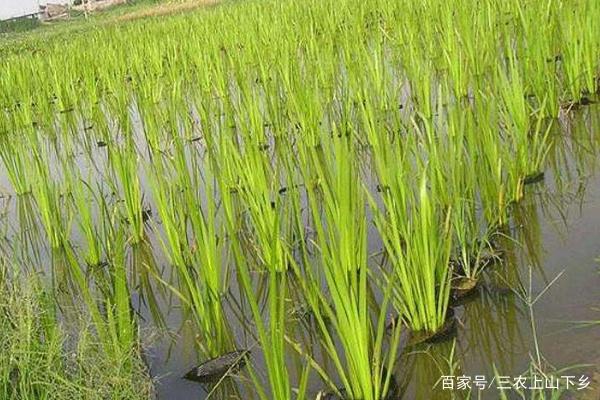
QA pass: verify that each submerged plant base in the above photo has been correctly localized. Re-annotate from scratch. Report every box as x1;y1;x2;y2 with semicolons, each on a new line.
450;277;480;306
322;388;396;400
522;171;545;186
407;309;457;346
183;350;249;384
452;277;478;296
321;387;350;400
88;260;109;269
321;372;400;400
560;96;597;111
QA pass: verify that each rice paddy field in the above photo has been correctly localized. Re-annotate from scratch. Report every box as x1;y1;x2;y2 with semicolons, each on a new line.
0;0;599;399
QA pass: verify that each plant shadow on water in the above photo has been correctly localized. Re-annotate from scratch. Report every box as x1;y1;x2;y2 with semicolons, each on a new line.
119;106;600;399
2;106;595;400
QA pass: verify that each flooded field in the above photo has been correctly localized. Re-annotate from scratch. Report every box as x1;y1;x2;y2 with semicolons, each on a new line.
131;108;600;399
0;0;599;399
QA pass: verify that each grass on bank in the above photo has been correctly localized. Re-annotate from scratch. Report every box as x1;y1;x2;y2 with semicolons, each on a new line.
0;261;154;400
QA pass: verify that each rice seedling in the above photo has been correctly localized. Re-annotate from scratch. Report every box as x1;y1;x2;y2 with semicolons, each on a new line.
148;158;226;356
14;195;45;261
365;108;453;333
560;0;600;102
108;139;146;244
473;95;511;227
220;190;293;400
389;174;453;334
102;222;138;360
148;128;232;357
37;194;139;368
495;51;553;202
0;133;32;196
184;174;232;354
29;139;70;250
513;0;561;118
129;241;167;330
292;134;401;400
0;0;598;397
146;159;187;269
420;97;495;284
65;168;104;267
437;3;472;101
211;121;300;399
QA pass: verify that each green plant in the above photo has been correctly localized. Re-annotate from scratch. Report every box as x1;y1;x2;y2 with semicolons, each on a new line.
0;259;153;400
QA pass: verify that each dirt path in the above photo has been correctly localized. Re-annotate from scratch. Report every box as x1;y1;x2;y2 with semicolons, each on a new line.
115;0;220;23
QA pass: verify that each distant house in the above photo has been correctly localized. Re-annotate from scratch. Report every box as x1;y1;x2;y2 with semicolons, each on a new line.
0;0;73;22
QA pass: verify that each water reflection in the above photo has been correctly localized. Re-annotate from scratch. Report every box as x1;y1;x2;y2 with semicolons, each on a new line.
0;106;598;399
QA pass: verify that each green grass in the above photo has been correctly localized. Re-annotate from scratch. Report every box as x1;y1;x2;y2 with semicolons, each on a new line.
0;261;153;400
0;17;40;35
